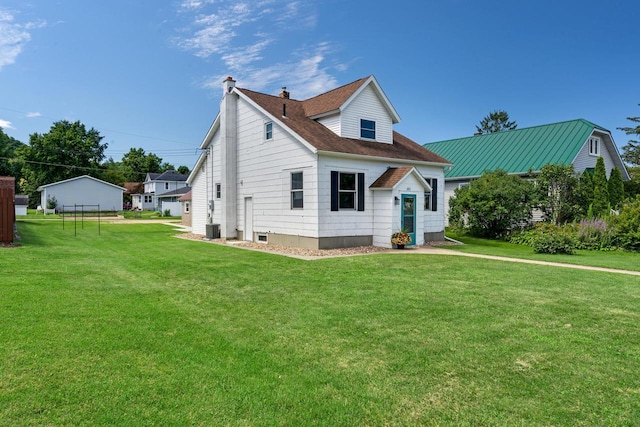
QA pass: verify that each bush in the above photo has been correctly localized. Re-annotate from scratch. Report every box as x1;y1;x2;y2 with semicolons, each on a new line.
449;170;534;238
575;218;616;250
611;197;640;251
163;209;171;217
46;196;57;210
531;229;576;255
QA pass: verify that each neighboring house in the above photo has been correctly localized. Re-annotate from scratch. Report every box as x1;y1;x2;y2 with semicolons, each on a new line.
133;171;189;211
179;190;192;227
123;182;143;210
156;187;191;217
36;175;126;212
15;195;28;216
187;75;451;249
424;119;630;222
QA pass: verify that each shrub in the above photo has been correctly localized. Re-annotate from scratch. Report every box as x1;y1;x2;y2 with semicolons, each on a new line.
575;218;616;250
448;170;535;238
46;196;57;209
163;209;171;217
531;229;576;255
611;197;640;251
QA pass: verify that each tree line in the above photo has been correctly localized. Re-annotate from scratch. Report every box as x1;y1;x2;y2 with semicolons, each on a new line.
0;120;190;207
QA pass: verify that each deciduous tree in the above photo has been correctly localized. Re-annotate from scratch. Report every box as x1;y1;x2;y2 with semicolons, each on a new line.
18;120;107;206
535;164;580;225
449;169;534;238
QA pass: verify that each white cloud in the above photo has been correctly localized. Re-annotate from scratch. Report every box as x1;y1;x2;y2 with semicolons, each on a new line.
0;119;14;129
0;9;45;70
25;112;41;118
177;1;342;99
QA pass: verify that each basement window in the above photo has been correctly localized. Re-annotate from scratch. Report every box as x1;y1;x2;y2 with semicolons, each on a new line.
257;234;268;243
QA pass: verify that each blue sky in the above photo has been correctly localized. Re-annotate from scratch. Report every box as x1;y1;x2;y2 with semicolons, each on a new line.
1;0;639;170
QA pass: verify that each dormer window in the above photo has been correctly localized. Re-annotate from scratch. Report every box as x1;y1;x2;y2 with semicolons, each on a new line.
265;122;273;140
360;119;376;140
588;136;600;156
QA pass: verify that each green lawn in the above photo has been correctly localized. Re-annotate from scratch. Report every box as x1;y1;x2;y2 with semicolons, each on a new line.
444;231;640;272
2;220;640;425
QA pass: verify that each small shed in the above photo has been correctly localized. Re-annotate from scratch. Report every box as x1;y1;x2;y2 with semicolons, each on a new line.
0;177;16;243
15;195;28;216
37;175;126;212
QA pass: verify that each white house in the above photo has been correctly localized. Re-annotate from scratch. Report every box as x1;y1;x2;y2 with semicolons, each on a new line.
37;175;125;212
132;171;189;211
187;75;451;249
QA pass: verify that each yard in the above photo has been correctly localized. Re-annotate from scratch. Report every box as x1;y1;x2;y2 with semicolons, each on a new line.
2;220;640;425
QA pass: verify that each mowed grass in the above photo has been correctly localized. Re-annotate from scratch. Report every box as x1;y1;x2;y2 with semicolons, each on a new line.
2;220;640;425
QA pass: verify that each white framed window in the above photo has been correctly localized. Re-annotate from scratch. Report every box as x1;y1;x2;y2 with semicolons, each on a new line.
165;182;169;190
265;122;273;140
360;119;375;139
215;183;221;199
589;137;600;156
291;172;303;209
185;201;190;213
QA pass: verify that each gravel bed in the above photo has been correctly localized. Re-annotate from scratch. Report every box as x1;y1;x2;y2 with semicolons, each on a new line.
176;232;456;258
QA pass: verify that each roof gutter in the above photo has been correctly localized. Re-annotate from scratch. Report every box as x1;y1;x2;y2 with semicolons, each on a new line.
317;150;452;168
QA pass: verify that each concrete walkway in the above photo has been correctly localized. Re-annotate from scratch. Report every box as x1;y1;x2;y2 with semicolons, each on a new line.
395;246;640;277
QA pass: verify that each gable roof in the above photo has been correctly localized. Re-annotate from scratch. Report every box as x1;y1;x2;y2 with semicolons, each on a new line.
178;190;192;202
236;84;449;165
425;119;621;179
370;166;431;190
36;175;126;191
154;170;188;182
156;186;191;198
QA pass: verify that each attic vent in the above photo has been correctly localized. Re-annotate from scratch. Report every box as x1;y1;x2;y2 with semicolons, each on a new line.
279;87;290;99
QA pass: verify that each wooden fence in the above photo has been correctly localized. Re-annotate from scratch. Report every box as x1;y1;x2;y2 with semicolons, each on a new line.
0;177;15;243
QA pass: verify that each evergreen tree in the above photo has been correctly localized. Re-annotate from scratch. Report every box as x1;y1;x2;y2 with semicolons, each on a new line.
577;169;594;217
475;110;517;135
535;163;579;225
618;104;640;166
591;157;610;217
608;167;624;209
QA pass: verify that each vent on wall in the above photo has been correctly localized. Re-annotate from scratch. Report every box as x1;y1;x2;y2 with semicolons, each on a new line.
257;234;268;243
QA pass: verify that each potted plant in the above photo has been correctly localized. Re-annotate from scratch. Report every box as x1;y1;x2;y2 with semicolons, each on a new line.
391;230;411;249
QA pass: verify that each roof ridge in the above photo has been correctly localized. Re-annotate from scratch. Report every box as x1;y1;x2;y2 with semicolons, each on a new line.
303;76;370;102
427;118;602;145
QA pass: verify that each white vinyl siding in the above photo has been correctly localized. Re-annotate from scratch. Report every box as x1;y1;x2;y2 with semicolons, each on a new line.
235;97;318;238
317;113;340;135
572;132;618;178
38;176;123;212
340;85;393;144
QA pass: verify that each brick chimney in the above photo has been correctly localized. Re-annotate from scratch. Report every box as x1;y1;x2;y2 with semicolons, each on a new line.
279;86;289;99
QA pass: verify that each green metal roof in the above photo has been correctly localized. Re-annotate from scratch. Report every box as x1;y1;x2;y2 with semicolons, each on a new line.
424;119;608;179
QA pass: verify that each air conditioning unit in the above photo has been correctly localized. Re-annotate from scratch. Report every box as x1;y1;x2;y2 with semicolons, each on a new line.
205;223;221;239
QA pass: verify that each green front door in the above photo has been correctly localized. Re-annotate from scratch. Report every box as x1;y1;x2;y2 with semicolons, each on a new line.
401;194;416;246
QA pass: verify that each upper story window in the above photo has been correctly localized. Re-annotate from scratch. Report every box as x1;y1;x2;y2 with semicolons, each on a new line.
165;182;170;190
265;122;273;140
215;183;221;199
589;137;600;156
360;119;376;140
291;172;303;209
